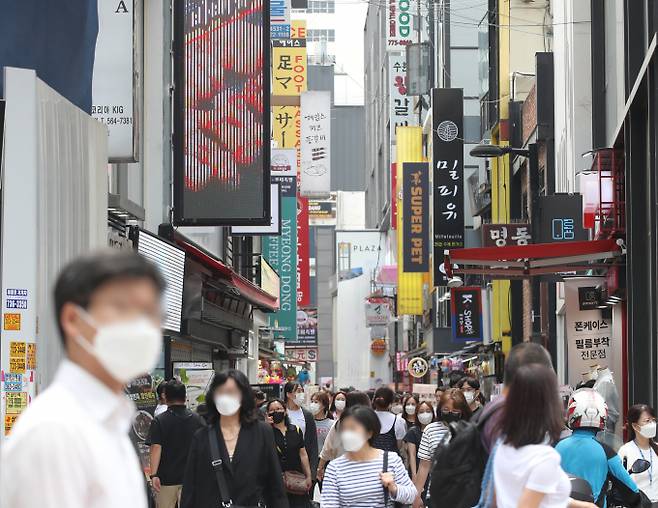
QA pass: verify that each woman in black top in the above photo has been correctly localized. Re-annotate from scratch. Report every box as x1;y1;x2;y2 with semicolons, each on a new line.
267;399;313;508
180;370;288;508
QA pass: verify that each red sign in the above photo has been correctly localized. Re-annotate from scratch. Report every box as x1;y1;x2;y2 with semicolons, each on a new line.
391;163;397;229
297;197;310;307
371;339;387;356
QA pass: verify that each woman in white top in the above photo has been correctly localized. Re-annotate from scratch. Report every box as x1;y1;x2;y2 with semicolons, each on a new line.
492;364;597;508
321;405;418;507
618;404;658;505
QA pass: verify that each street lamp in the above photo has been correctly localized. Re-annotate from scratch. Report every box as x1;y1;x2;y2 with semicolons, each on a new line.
470;144;530;158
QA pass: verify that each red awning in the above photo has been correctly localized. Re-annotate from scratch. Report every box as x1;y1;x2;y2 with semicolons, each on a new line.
444;239;622;278
175;239;279;312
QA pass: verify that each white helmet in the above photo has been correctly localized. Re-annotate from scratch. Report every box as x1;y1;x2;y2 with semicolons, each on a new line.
567;388;608;430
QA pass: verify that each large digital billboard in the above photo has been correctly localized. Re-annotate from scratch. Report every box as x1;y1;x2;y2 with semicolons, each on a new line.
173;0;271;225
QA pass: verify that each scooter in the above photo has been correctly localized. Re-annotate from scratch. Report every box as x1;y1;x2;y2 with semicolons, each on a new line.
607;458;652;508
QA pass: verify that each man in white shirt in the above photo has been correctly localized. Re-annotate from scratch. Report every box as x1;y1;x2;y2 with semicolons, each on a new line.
1;251;166;508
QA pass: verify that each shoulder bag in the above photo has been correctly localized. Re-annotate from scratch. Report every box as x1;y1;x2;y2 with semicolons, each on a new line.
207;426;266;508
281;426;309;496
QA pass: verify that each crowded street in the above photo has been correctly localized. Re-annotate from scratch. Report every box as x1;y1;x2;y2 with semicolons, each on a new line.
0;0;657;507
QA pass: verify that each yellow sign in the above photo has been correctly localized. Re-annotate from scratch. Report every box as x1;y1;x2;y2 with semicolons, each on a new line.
291;20;306;39
396;127;429;315
5;414;19;436
3;313;21;331
6;392;28;414
273;106;300;149
9;341;26;373
26;343;37;370
272;45;307;96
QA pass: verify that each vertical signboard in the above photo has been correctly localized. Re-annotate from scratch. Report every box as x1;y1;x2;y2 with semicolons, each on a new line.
297;197;310;307
272;39;307;96
387;0;414;48
402;162;429;272
270;0;291;39
300;91;331;195
173;0;270;225
432;88;464;284
564;277;613;387
263;196;298;342
451;287;484;341
389;54;412;143
295;307;318;346
92;0;136;161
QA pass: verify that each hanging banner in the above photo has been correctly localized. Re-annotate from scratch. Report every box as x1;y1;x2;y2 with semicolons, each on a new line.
389;54;412;160
231;183;282;235
271;148;297;197
300;91;331;195
387;0;414;49
482;223;532;247
564;277;613;387
173;0;270;226
402;162;429;272
263;194;298;342
451;287;483;341
432;88;464;284
365;296;392;327
295;307;318;346
272;41;307;96
297;197;310;307
92;0;136;161
270;0;291;39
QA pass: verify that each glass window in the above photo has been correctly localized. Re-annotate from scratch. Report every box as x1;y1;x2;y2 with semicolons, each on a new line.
308;0;335;13
307;29;335;42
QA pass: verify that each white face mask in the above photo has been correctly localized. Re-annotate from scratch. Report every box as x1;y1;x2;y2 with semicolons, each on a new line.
464;392;476;404
391;404;403;415
75;307;161;384
418;412;433;425
334;400;346;411
405;405;416;416
295;393;305;406
309;402;321;415
341;430;367;452
214;394;241;416
638;421;657;439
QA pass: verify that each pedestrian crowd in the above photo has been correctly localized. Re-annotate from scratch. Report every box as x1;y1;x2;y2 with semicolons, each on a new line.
1;251;657;508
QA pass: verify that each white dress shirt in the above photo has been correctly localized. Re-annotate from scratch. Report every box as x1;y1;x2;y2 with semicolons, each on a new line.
1;359;148;508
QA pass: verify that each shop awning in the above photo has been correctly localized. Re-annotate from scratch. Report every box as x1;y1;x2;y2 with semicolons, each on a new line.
444;239;623;278
174;238;279;312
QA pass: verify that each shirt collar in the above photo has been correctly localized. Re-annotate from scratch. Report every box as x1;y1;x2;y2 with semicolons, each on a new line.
54;359;135;432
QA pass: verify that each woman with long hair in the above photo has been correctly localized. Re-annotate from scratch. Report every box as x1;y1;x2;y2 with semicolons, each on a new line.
372;387;407;453
618;404;658;505
492;365;597;508
283;381;318;483
180;370;287;508
321;405;418;507
330;391;347;419
317;391;371;482
266;399;313;508
402;394;419;430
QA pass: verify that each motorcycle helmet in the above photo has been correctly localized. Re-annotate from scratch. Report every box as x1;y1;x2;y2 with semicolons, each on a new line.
567;388;608;430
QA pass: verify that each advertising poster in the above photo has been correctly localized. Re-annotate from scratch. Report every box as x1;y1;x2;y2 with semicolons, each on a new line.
451;287;483;341
482;223;532;247
365;296;392;327
300;91;331;195
92;0;136;161
271;149;297;197
125;374;159;474
5;414;19;436
295;307;318;346
272;40;307;96
335;231;387;281
308;192;337;225
173;362;215;411
231;183;282;236
432;88;464;284
5;392;27;414
3;313;20;331
174;0;270;226
565;277;614;387
263;197;298;342
9;341;26;374
297;197;310;307
402;162;429;272
25;343;36;370
387;0;414;48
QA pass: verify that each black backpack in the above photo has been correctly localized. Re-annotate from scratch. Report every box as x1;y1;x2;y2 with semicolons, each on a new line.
428;419;490;508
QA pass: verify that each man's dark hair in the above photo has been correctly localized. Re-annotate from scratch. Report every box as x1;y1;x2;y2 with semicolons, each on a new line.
156;381;168;399
164;380;187;403
456;377;480;391
284;381;302;400
501;364;563;448
503;342;553;385
254;390;266;402
340;405;381;444
53;250;166;344
345;390;372;409
448;370;467;388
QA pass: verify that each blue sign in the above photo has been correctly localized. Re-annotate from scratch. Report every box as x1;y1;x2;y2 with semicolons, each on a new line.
4;373;22;392
6;289;28;298
271;24;291;39
6;299;27;310
551;218;576;241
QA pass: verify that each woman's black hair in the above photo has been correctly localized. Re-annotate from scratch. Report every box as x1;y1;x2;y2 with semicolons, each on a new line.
265;398;291;427
627;404;658;456
373;387;394;410
284;381;302;403
501;364;563;448
415;401;436;424
330;390;348;413
402;394;419;424
340;405;381;445
206;370;258;426
346;390;372;409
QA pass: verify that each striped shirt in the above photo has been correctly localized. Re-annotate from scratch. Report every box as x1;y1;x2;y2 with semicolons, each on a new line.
321;451;417;507
417;421;450;462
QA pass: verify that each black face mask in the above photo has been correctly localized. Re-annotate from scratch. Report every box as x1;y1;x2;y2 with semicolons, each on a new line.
441;411;462;423
270;411;285;424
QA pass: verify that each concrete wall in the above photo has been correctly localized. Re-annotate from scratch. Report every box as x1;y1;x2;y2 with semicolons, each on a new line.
315;227;335;379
